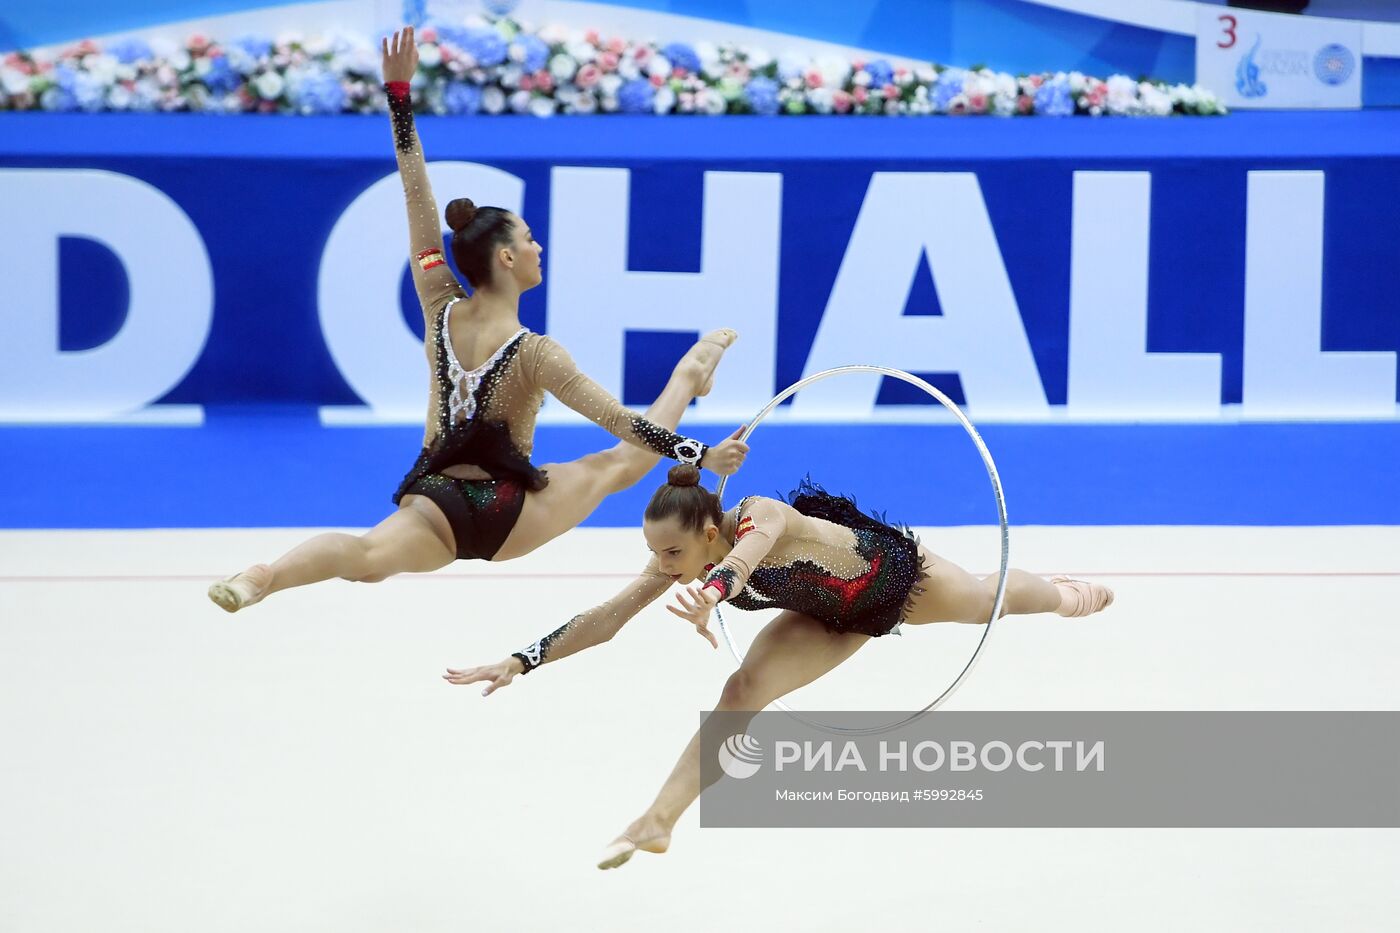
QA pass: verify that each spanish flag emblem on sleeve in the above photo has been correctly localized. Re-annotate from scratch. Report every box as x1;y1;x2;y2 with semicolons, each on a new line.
736;516;757;540
416;247;446;271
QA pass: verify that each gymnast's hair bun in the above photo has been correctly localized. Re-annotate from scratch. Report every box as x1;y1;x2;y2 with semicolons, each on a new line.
445;198;477;233
667;463;702;487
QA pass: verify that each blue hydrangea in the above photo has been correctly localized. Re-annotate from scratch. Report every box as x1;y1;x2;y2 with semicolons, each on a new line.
108;37;152;65
203;56;241;95
745;76;780;115
293;70;345;114
618;78;655;113
444;81;482;115
864;59;894;87
1034;78;1074;116
513;34;548;73
462;27;508;68
435;26;471;48
402;0;428;28
44;65;80;111
233;36;272;60
73;71;106;111
933;72;964;110
661;42;700;74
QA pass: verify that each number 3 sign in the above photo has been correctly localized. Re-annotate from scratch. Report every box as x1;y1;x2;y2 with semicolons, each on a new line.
1195;6;1362;110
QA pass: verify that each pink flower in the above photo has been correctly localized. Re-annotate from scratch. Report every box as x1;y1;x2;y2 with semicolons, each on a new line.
520;74;535;91
607;37;626;55
575;63;601;87
649;72;664;87
968;93;987;111
950;100;968;115
672;66;686;79
853;86;869;104
1029;74;1045;89
534;70;554;92
894;67;908;79
725;62;750;82
599;51;619;72
634;45;653;65
852;58;865;71
1018;94;1034;114
833;89;853;113
585;29;600;46
804;69;822;88
679;91;695;111
188;34;211;54
259;98;279;113
883;84;899;99
419;27;438;44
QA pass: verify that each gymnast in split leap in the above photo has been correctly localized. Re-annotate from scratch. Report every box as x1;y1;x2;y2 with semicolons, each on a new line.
444;464;1114;868
208;28;745;612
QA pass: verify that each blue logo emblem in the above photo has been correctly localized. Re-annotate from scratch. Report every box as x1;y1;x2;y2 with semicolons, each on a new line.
1314;44;1356;86
1235;35;1268;99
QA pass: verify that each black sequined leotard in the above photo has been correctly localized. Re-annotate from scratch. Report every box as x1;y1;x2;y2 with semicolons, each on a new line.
382;82;710;557
508;480;929;674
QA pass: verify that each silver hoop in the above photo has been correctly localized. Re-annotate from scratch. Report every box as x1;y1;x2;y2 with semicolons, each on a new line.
713;366;1009;737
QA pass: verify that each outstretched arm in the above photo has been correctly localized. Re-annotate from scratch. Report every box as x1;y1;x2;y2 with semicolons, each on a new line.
382;26;465;319
443;560;673;695
524;334;748;473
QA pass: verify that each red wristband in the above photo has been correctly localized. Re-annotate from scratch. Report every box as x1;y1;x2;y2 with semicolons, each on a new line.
385;80;411;101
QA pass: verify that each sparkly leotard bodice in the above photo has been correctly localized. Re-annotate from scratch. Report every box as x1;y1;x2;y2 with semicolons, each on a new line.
384;83;708;503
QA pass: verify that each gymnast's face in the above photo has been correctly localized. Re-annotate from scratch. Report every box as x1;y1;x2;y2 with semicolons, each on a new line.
502;215;543;291
643;517;720;584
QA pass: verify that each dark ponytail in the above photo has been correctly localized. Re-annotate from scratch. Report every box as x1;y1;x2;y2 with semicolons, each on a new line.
644;464;724;532
444;197;515;288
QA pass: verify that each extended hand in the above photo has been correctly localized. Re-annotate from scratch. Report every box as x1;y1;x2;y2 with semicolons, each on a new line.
442;657;523;696
699;426;749;476
381;25;419;83
666;583;722;648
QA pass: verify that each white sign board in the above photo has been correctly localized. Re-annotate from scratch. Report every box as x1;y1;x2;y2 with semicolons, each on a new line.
1196;6;1363;110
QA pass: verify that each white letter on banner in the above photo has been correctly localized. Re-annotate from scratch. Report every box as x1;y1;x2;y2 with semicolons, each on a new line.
1068;172;1222;418
1242;171;1396;418
0;169;211;422
791;173;1047;419
318;162;524;423
544;167;779;423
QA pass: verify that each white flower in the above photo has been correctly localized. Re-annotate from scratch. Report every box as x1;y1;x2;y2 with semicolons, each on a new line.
107;84;134;110
995;72;1017;98
1068;71;1087;93
915;65;936;84
508;42;527;64
695;41;721;76
115;63;136;82
1;67;29;96
966;71;996;98
914;84;928;100
807;86;834;113
744;46;773;69
853;70;871;87
500;64;523;88
883;99;900;115
1106;74;1138;114
777;50;807;82
646;54;671;79
599;73;623;95
549;53;577;82
992;92;1017;116
600;93;618;112
565;40;595;64
530;96;555;117
194;56;213;77
419;43;442;68
702;89;726;115
254;70;285;99
168;49;191;72
508;89;531;113
84;53;119;84
653;85;676;113
910;99;932;115
482;85;506;114
304;35;331;57
571;91;597;113
617;56;640;80
816;55;849;87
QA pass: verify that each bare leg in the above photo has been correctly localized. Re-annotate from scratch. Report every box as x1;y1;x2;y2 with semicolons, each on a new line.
598;611;867;869
902;546;1111;625
491;329;736;562
208;497;455;612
